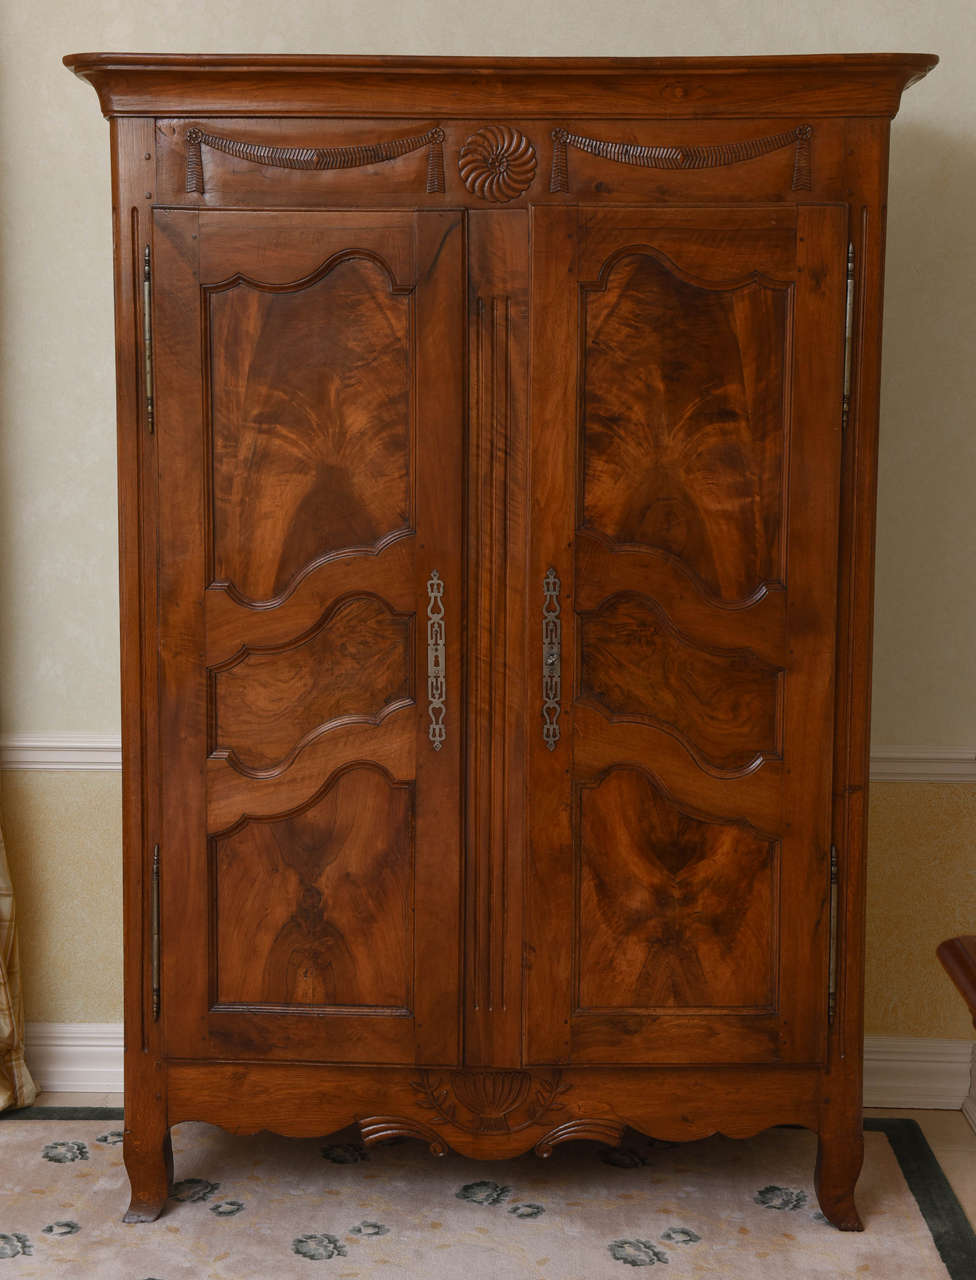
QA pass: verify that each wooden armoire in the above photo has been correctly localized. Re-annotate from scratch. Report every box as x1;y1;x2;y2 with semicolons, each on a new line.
65;52;936;1228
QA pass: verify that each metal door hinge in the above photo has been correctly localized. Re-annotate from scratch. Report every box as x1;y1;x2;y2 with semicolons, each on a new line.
143;245;155;434
150;844;160;1021
841;243;855;434
827;844;839;1023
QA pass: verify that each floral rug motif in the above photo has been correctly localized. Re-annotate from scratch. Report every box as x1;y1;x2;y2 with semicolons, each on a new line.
0;1114;973;1278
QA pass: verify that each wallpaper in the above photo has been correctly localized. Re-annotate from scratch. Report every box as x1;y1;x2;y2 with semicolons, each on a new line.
0;772;122;1024
865;783;976;1040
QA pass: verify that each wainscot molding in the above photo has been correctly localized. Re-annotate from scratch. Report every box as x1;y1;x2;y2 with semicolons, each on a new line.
868;746;976;782
0;734;122;770
863;1036;975;1111
25;1022;124;1093
4;737;975;780
22;1026;975;1113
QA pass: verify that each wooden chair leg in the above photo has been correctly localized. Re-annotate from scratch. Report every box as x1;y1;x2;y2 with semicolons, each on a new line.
937;936;976;1028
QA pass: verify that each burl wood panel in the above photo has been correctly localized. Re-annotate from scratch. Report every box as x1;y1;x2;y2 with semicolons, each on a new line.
208;254;412;604
212;594;412;772
581;251;789;602
578;592;781;773
213;765;413;1010
577;768;777;1011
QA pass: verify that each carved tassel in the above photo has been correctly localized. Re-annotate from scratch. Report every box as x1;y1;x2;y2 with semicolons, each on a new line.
426;127;446;194
792;124;813;191
185;127;204;194
550;128;569;193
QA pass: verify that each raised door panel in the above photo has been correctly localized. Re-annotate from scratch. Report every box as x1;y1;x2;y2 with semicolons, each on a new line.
576;767;778;1012
154;208;464;1065
207;255;413;604
526;204;846;1066
580;248;789;603
213;766;414;1010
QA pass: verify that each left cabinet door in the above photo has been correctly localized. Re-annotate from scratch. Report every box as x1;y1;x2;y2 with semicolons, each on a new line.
153;208;465;1066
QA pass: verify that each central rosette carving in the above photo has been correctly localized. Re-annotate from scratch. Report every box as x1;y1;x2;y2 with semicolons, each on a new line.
458;124;537;202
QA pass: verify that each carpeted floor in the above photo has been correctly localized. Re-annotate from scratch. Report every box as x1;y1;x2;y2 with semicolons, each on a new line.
0;1113;974;1278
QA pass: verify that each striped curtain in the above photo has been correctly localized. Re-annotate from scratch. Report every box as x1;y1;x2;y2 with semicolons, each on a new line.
0;818;36;1109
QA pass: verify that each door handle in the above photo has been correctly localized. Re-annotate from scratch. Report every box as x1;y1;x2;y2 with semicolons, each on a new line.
426;570;446;750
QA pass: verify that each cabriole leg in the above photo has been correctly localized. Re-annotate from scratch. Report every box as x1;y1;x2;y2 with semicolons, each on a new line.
815;1125;864;1231
122;1125;173;1223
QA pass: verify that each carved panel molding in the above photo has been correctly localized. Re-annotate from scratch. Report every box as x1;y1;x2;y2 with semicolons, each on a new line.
577;591;782;777
186;124;446;194
550;123;812;192
211;593;413;776
411;1069;570;1134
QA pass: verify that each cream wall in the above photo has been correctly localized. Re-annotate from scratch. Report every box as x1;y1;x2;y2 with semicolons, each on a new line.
0;772;122;1023
0;2;973;1034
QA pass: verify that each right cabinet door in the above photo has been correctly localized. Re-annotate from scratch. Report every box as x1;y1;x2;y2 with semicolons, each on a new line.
525;203;848;1066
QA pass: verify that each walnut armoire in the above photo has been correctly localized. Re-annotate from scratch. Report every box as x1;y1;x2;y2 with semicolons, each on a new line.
63;52;937;1228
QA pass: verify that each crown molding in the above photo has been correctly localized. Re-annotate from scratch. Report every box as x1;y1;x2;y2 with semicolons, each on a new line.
62;52;938;121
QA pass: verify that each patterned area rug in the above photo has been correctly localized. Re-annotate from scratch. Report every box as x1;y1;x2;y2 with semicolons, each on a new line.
0;1112;973;1278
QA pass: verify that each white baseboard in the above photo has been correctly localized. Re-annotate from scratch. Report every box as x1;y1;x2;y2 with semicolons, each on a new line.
25;1022;124;1092
23;1025;975;1114
862;1035;975;1109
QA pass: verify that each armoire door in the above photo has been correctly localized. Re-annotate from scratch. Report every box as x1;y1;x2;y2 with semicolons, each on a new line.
152;208;464;1065
525;203;847;1066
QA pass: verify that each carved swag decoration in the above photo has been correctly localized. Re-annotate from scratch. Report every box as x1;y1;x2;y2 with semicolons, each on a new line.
550;123;813;192
185;125;447;194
